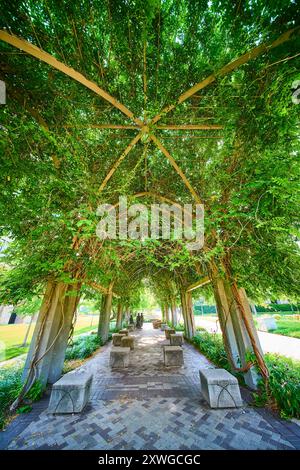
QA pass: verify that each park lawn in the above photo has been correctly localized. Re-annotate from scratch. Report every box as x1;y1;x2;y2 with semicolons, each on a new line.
0;315;99;361
270;319;300;339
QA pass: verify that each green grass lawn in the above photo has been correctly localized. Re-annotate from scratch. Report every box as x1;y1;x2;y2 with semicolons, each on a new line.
270;319;300;339
0;315;99;362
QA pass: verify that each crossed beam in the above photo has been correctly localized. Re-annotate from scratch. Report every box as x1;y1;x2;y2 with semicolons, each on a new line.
1;27;298;204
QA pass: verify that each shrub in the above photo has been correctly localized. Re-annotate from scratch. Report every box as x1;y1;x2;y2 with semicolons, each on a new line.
192;332;300;419
65;334;102;361
0;367;22;429
192;332;230;370
254;354;300;419
272;314;281;321
0;367;44;430
174;323;185;332
109;327;121;334
196;326;206;332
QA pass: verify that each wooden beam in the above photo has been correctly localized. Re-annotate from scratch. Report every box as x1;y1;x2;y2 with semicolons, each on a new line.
0;30;143;127
89;282;119;298
186;276;211;292
150;134;202;204
157;124;223;130
89;281;108;294
159;135;223;140
98;132;142;193
64;124;138;130
64;124;221;131
151;27;299;125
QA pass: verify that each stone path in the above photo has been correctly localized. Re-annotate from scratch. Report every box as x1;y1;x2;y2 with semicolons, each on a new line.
195;317;300;360
1;324;300;450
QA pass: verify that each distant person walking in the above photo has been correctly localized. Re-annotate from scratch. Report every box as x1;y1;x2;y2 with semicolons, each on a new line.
136;313;142;329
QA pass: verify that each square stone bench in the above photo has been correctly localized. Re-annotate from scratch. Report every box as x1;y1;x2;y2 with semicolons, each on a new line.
110;346;130;368
48;369;93;414
257;317;277;332
128;324;135;332
112;333;126;346
165;328;175;340
199;368;243;408
119;329;129;336
160;323;168;331
121;335;134;350
163;345;184;367
170;333;183;346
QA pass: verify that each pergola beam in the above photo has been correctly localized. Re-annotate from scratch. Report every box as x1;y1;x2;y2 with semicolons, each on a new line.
157;124;223;130
64;124;139;130
98;132;142;193
0;30;143;127
150;134;202;204
63;123;222;131
89;281;119;298
186;276;211;292
151;27;299;125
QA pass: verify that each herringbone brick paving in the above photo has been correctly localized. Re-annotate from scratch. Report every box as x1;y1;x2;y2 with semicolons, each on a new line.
1;324;300;450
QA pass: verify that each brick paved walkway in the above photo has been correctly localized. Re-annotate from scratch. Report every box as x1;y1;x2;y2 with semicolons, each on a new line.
1;324;300;450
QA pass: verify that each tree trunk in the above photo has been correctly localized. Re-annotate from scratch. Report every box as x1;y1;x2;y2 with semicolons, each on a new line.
48;283;81;383
161;304;165;322
165;304;170;323
209;259;267;389
170;301;178;326
22;280;81;386
97;282;114;343
116;302;123;330
180;289;195;339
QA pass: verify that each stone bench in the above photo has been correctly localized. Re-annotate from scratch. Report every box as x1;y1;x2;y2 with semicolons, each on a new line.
128;324;135;332
170;333;183;346
119;328;129;336
121;335;134;350
163;345;184;367
199;368;243;408
110;346;130;368
112;333;126;346
48;369;93;414
160;323;168;331
165;328;175;340
257;317;277;332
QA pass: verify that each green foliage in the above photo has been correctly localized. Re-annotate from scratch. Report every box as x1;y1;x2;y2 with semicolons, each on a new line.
192;332;230;370
0;368;44;430
271;319;300;339
4;346;29;361
192;333;300;419
109;327;121;334
253;354;300;420
0;367;22;429
65;334;102;361
173;323;185;332
25;380;44;402
16;405;32;414
256;304;300;313
15;297;42;317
